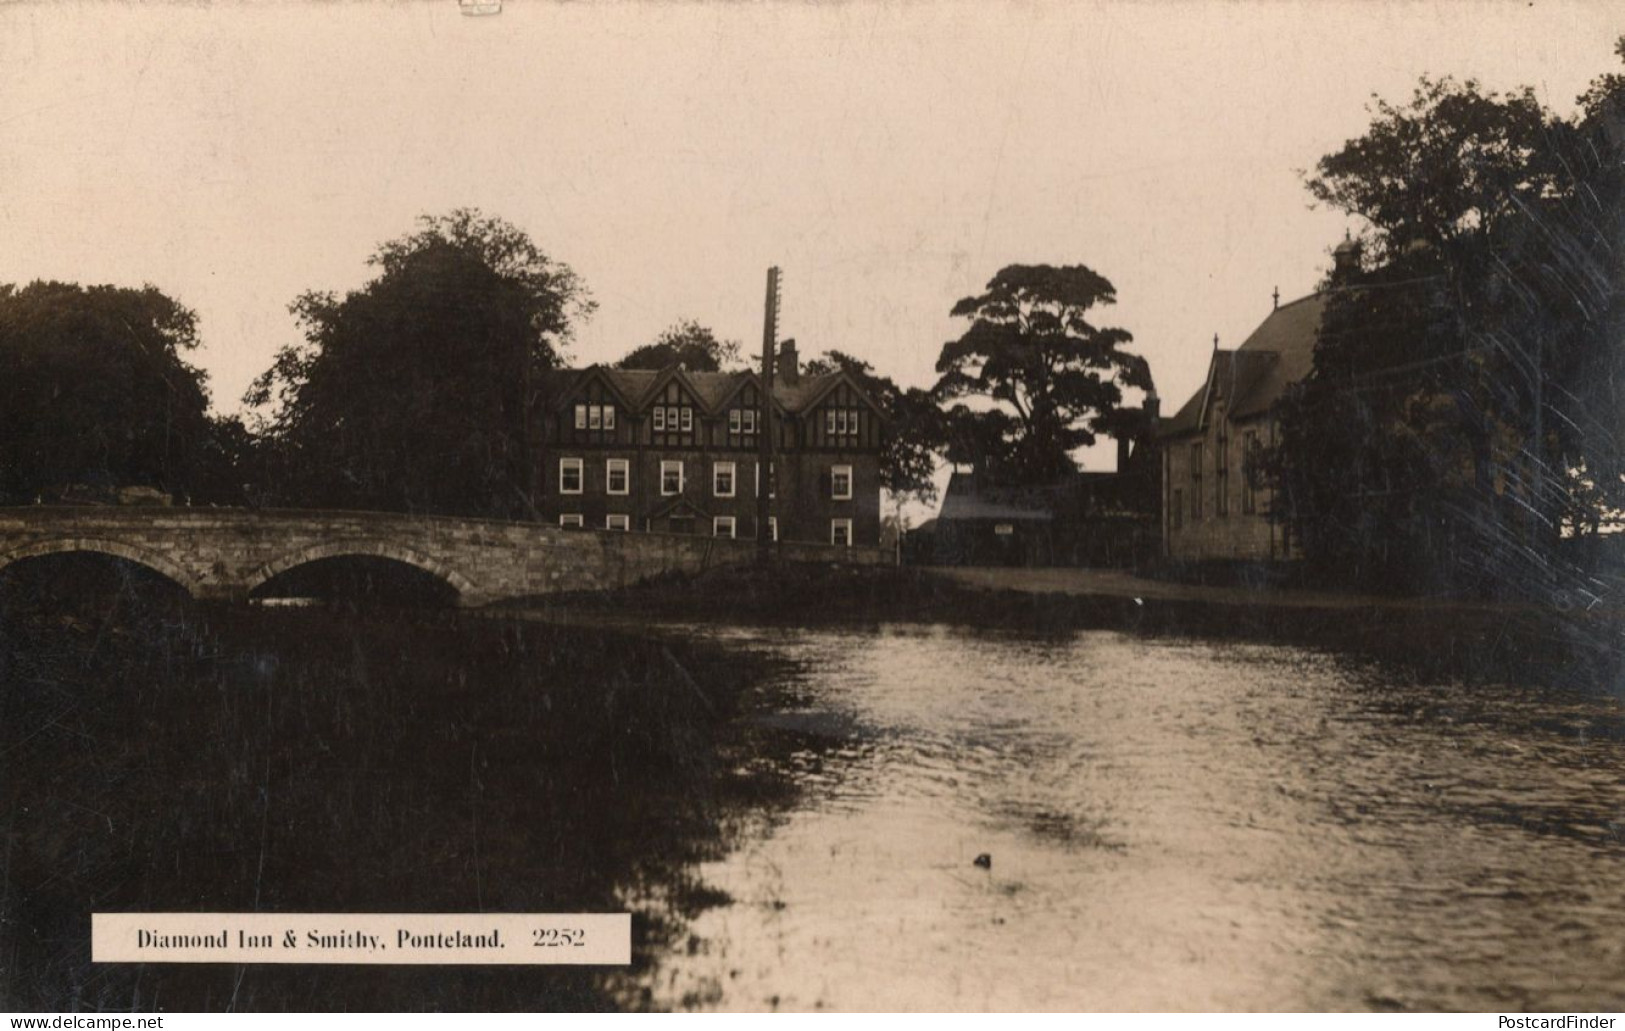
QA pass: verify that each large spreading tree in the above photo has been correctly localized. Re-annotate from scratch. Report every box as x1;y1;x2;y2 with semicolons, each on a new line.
615;319;742;373
0;281;237;504
1274;58;1625;593
247;210;592;517
932;264;1152;484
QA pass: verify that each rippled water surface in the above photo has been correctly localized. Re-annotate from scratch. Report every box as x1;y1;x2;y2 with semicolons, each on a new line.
638;624;1625;1012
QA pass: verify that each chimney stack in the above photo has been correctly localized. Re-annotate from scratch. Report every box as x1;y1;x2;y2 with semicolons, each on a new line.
779;338;799;385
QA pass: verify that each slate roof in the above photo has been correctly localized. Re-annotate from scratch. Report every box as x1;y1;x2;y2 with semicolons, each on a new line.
1158;293;1326;439
936;471;1058;523
541;365;857;415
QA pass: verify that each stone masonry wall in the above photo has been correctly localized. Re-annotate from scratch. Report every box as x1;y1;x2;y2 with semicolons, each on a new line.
0;507;891;606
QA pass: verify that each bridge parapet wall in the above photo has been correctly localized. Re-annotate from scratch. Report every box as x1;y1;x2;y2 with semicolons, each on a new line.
0;507;890;606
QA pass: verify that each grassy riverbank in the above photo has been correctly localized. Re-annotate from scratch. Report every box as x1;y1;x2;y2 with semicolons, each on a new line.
0;573;790;1011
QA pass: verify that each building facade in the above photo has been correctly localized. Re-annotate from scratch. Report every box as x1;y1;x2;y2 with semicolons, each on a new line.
923;405;1161;568
1157;293;1325;563
533;350;885;546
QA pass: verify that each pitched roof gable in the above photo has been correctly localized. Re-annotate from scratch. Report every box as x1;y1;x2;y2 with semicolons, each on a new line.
1158;292;1326;439
788;369;889;423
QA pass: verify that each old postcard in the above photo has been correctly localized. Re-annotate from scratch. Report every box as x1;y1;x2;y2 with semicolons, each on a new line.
1;0;1622;1015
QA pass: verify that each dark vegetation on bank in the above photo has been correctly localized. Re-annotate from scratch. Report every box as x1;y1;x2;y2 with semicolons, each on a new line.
0;558;797;1012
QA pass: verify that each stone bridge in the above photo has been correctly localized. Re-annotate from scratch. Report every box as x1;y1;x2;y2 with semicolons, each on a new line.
0;507;890;607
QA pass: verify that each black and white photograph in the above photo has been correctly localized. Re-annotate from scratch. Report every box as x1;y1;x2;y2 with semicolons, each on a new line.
1;0;1623;1016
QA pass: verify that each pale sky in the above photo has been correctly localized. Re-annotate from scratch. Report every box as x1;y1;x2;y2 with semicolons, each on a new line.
1;1;1619;470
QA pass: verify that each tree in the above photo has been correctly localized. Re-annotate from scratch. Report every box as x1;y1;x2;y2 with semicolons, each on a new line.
0;280;233;504
803;350;945;505
1305;76;1567;262
247;210;592;517
932;264;1151;484
1275;63;1625;593
615;319;742;372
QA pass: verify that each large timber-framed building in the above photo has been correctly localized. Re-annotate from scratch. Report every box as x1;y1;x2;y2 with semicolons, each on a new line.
533;344;886;546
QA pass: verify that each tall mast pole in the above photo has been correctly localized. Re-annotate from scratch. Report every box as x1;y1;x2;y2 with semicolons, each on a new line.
758;266;780;563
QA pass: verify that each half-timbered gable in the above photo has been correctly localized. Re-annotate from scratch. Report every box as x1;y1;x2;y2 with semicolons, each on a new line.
800;375;885;453
552;368;636;449
640;371;705;449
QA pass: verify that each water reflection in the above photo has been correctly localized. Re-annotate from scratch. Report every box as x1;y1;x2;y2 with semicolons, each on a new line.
643;624;1625;1012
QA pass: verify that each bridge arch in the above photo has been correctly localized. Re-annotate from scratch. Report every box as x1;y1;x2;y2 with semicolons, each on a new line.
0;538;203;596
245;541;480;600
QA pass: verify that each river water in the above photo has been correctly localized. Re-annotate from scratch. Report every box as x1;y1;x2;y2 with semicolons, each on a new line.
626;622;1625;1012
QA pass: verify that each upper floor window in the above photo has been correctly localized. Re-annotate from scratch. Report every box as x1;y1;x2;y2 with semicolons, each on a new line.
756;461;776;499
574;404;615;431
831;464;853;500
652;405;693;435
559;457;583;495
728;408;759;436
826;408;860;438
714;462;736;498
606;458;629;496
661;460;684;496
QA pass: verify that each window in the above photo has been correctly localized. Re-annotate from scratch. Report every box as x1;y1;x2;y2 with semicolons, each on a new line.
765;516;778;542
603;406;615;430
743;409;757;434
1216;424;1229;518
713;516;736;539
605;514;629;531
729;409;741;434
1190;443;1204;521
588;405;602;430
831;464;853;500
826;409;837;436
574;404;587;430
831;519;852;547
680;407;692;432
1172;488;1184;530
661;460;684;496
713;461;736;498
1242;430;1258;515
653;408;666;432
559;458;583;494
606;459;629;495
559;514;584;529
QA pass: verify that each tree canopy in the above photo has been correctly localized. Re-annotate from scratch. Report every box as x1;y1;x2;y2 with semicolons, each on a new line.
932;264;1151;484
247;210;592;517
1274;54;1625;593
0;280;233;504
615;319;742;373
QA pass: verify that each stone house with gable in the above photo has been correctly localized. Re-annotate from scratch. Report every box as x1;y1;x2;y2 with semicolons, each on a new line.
1157;292;1326;563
